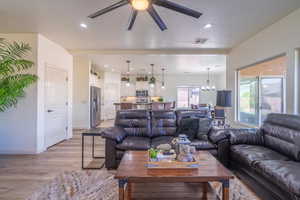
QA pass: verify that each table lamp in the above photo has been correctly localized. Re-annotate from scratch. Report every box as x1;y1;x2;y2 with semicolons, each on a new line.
216;90;232;127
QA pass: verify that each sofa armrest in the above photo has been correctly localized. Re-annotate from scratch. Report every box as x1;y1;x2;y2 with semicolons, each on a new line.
101;127;127;143
227;128;263;145
208;128;230;144
217;139;230;167
105;138;118;169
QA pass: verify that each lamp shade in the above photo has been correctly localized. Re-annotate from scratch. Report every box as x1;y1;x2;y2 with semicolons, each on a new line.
216;90;232;107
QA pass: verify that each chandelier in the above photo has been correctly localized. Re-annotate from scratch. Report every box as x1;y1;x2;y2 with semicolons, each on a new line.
201;68;216;91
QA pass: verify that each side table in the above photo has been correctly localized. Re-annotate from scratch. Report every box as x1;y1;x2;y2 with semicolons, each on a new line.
82;128;105;170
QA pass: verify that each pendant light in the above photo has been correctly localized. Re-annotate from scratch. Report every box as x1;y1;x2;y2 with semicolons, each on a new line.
202;68;216;91
126;60;130;87
161;68;166;89
149;64;155;88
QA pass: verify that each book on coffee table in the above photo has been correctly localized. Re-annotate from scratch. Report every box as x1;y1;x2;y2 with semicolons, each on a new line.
147;152;200;169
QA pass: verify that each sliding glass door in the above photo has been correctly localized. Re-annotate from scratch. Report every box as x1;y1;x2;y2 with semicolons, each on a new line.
177;87;189;108
260;77;284;122
177;87;200;108
238;76;284;126
189;87;200;106
238;55;286;126
239;77;259;125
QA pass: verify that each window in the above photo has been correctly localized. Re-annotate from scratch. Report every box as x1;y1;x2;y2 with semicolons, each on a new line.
238;56;286;126
177;87;200;108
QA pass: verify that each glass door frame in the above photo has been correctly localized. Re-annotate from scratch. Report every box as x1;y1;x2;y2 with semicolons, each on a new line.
258;76;285;124
237;75;260;126
237;74;285;126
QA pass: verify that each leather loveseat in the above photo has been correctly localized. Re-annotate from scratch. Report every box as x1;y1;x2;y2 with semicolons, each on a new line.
217;113;300;200
102;109;226;169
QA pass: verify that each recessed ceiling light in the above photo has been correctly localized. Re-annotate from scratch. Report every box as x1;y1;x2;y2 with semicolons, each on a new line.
203;23;212;29
80;23;88;28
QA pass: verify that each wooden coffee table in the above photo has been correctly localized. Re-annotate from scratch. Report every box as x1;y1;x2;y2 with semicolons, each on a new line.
115;151;234;200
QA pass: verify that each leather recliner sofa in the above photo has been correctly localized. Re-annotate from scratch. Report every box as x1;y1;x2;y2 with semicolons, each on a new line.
102;109;228;169
215;113;300;200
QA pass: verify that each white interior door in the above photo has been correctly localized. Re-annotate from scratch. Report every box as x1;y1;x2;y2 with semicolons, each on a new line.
45;67;68;148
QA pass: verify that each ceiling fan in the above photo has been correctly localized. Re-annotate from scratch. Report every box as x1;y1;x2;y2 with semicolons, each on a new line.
88;0;202;31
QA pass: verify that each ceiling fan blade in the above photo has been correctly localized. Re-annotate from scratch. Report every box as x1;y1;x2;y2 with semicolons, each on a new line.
154;0;202;18
88;0;129;19
128;10;138;30
147;5;167;31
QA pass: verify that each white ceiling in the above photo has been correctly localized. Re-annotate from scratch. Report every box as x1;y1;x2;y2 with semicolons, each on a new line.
89;54;226;75
0;0;300;50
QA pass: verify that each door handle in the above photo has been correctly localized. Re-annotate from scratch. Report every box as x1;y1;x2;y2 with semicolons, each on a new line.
47;109;54;113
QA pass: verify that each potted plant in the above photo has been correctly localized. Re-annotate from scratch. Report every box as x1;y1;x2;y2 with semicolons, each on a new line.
0;38;38;112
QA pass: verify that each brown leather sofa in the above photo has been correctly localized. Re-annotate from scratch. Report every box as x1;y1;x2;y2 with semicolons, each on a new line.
101;109;227;169
216;113;300;200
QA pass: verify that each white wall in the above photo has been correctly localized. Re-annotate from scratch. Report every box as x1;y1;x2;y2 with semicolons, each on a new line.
227;8;300;123
37;34;73;153
0;33;73;154
72;55;91;129
0;33;38;154
102;72;121;120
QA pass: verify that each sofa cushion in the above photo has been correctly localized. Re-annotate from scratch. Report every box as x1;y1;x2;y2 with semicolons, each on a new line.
255;160;300;196
151;111;177;137
115;110;151;137
177;118;198;140
262;121;300;161
191;139;216;150
230;145;289;167
101;127;127;143
197;118;213;140
176;110;209;126
228;128;264;145
151;136;174;148
116;136;151;150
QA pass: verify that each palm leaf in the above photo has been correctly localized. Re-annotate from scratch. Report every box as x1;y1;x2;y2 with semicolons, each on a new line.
0;38;37;112
0;74;38;112
0;38;31;60
0;59;34;76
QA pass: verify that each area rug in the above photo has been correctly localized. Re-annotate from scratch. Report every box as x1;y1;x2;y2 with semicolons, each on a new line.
27;169;261;200
26;170;118;200
210;177;261;200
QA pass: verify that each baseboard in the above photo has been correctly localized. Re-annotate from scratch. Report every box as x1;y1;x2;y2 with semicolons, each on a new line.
0;149;37;155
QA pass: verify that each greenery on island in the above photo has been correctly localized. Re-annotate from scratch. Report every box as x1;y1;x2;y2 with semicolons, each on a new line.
0;38;37;112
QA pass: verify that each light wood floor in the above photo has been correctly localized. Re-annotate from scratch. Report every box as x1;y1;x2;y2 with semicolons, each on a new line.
0;120;217;200
0;121;112;200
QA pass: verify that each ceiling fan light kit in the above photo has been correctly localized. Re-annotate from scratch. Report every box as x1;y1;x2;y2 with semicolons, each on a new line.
88;0;202;31
131;0;149;10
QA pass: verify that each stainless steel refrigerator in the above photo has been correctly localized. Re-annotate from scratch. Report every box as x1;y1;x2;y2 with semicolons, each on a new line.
90;86;101;128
